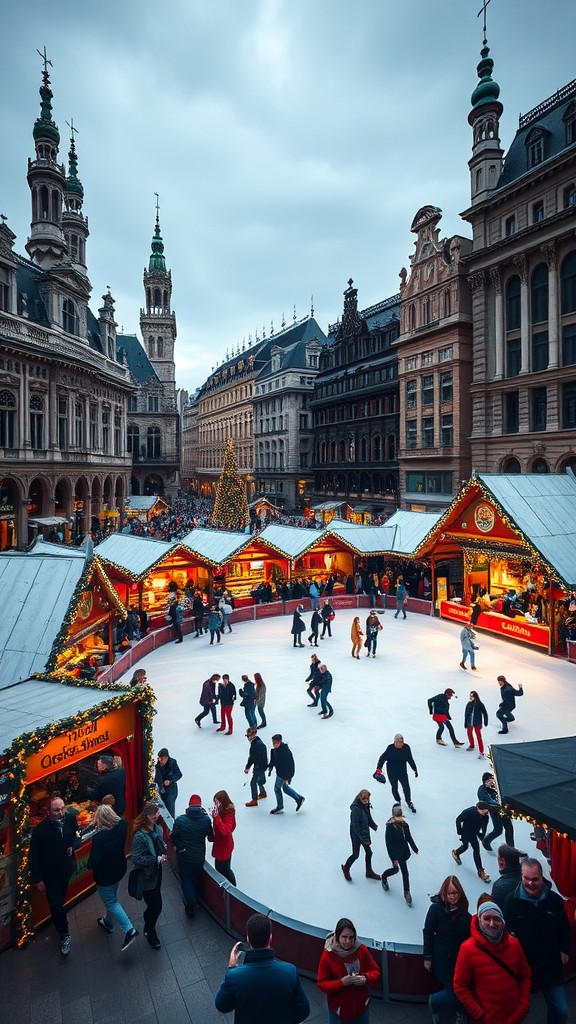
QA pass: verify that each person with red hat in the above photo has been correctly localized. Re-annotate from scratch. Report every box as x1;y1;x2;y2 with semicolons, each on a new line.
170;795;214;918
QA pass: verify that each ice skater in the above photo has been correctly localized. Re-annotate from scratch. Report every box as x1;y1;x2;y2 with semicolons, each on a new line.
244;727;268;806
375;734;418;812
350;616;363;659
291;606;306;647
305;653;321;706
495;674;524;734
268;734;305;814
463;690;488;757
394;577;408;619
195;674;220;728
317;664;333;719
427;689;464;747
341;790;381;882
381;804;419;906
459;624;478;670
452;802;491;882
308;608;321;646
365;610;383;657
320;599;334;638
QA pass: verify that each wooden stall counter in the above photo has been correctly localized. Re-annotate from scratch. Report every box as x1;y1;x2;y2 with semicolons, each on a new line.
440;600;550;650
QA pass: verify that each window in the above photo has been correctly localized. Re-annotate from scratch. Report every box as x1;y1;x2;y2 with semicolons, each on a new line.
0;390;16;448
373;435;382;461
506;337;521;378
299;414;308;429
506;275;521;330
102;410;110;454
156;337;164;358
300;453;308;469
442;291;451;318
532;458;549;473
533;200;544;223
148;396;159;413
441;414;453;447
564;105;576;146
406;420;417;450
406;380;417;409
527;133;544;168
532;331;549;372
440;370;453;403
562;324;576;366
406;471;425;493
561;252;576;313
406;356;417;371
90;404;97;449
0;266;10;312
565;185;576;209
421;351;434;366
531;387;547;431
439;346;453;362
505;215;516;237
531;264;548;324
58;395;68;450
422;416;434;448
505;392;519;434
114;411;122;455
421;375;434;406
128;395;138;412
562;382;576;429
422;297;431;325
29;394;44;449
406;471;453;494
147;426;161;459
502;457;521;473
74;401;84;448
62;298;78;335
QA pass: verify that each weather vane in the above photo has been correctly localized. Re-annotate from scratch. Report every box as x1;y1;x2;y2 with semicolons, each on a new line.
477;0;493;42
154;191;160;216
36;45;52;80
65;117;79;139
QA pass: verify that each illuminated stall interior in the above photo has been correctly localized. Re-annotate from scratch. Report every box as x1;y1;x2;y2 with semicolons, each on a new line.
124;495;169;522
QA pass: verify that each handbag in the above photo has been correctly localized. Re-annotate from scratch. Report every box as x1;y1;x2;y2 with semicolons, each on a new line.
128;867;143;900
373;770;386;784
329;612;335;621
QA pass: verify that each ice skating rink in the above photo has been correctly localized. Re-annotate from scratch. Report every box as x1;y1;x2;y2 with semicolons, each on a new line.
132;607;576;947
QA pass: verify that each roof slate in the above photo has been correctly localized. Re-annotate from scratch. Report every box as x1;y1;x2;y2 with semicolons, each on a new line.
497;82;576;190
116;333;158;384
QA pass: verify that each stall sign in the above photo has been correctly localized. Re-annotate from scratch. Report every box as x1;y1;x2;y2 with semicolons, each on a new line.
25;705;135;783
437;577;448;603
440;602;549;649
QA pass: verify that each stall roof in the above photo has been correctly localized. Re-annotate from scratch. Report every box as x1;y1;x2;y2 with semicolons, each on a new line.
95;534;174;579
384;509;443;555
256;524;325;559
477;473;576;588
326;523;398;555
0;548;87;688
312;501;349;512
28;516;68;527
178;528;252;566
125;496;167;512
491;737;576;842
0;677;127;755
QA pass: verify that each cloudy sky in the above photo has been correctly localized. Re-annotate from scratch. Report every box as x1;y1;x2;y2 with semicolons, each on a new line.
2;0;575;394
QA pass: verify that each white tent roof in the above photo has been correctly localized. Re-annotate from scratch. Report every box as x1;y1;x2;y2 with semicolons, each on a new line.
383;509;443;554
95;534;174;578
178;528;252;565
0;678;127;754
256;524;325;559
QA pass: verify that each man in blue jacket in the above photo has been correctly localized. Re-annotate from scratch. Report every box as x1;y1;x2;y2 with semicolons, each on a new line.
215;913;310;1023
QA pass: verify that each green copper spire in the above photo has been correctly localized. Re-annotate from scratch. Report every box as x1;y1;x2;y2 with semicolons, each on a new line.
65;121;84;198
471;41;500;110
33;48;60;148
149;195;166;272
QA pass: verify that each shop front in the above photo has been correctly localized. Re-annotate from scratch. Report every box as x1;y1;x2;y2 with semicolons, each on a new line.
52;558;129;677
0;481;17;551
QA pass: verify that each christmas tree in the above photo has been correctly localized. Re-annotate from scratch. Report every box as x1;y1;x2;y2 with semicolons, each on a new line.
211;438;249;530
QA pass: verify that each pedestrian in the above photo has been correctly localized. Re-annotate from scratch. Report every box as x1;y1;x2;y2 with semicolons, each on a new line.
423;875;471;1024
244;727;269;806
219;594;233;633
478;771;516;850
28;794;81;957
491;844;522;911
195;673;220;728
394;578;407;619
381;804;419;905
254;671;267;728
317;663;334;719
453;896;531;1024
317;916;381;1023
170;794;214;917
208;604;223;644
309;578;320;611
364;611;383;658
211;790;237;885
320;599;334;638
341;789;381;882
88;754;127;815
464;689;488;757
427;688;464;747
87;804;137;950
305;653;322;706
239;675;258;729
215;912;310;1023
154;747;182;819
350;616;364;659
217;674;237;734
308;608;321;646
268;734;305;815
130;801;168;950
192;591;205;636
504;857;571;1023
168;595;184;643
496;674;524;734
459;624;478;670
375;734;418;812
452;802;492;882
291;605;306;647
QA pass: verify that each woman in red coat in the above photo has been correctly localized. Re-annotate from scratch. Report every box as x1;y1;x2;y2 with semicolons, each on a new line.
211;789;236;885
453;899;531;1024
317;917;380;1023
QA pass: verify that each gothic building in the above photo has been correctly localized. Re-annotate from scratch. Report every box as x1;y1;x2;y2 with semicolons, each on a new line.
461;37;576;474
310;280;401;516
0;60;134;549
396;207;473;511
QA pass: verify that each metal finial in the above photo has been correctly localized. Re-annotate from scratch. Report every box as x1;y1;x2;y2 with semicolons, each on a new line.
477;0;493;43
37;46;53;78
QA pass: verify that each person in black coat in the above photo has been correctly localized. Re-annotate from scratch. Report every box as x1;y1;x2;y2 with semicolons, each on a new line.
427;689;464;747
28;794;81;956
244;728;269;805
491;845;522;911
154;748;183;818
376;734;418;811
381;804;419;905
477;770;515;849
291;606;306;647
88;755;127;815
87;804;137;949
308;609;321;647
192;593;206;636
463;689;488;757
268;735;304;814
452;803;491;881
423;875;471;1021
495;674;524;733
341;789;381;882
171;794;214;916
305;654;321;706
320;600;334;638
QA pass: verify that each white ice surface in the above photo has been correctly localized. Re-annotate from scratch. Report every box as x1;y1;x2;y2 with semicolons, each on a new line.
131;608;576;948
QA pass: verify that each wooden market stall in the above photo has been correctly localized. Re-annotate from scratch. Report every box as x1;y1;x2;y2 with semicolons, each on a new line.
124;495;169;522
414;473;576;655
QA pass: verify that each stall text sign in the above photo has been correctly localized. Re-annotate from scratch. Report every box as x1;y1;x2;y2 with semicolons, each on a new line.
26;705;135;783
440;601;549;649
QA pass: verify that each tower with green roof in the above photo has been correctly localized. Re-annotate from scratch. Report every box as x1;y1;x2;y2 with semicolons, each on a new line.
62;120;89;276
467;34;504;206
26;51;67;267
140;199;177;403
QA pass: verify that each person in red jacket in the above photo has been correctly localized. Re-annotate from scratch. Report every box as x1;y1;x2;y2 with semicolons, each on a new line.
453;898;531;1024
211;790;236;886
317;917;380;1023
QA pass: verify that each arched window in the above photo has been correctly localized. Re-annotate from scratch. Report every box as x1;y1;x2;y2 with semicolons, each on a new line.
340;440;346;463
531;458;549;473
560;457;576;474
147;426;161;459
62;298;78;335
156;336;164;358
361;436;368;462
153;288;162;309
386;434;396;461
148;335;155;358
502;456;521;474
75;401;84;448
531;263;548;324
373;435;382;461
40;186;49;220
505;275;521;331
0;390;17;448
127;424;139;456
561;252;576;314
30;394;44;449
330;440;336;462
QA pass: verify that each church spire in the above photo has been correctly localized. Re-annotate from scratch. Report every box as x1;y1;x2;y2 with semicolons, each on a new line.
65;120;84;204
148;193;167;273
26;47;67;267
467;5;504;206
62;119;89;273
32;46;60;158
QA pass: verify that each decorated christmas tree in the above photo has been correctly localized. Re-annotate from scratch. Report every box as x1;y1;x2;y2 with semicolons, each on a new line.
210;438;249;530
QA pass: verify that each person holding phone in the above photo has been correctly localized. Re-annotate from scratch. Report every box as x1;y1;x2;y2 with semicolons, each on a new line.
317;917;380;1023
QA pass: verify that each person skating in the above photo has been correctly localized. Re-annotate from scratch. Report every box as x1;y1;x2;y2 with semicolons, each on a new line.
365;611;383;657
320;599;334;638
308;608;321;647
317;916;380;1023
341;789;381;882
375;734;418;811
317;664;334;719
394;578;407;619
268;734;305;814
459;624;478;670
452;802;491;882
239;675;258;729
427;688;464;747
291;606;306;647
211;790;237;885
464;689;488;757
217;674;237;734
381;804;419;906
208;605;223;644
244;727;268;806
350;616;364;659
305;653;322;706
423;875;471;1023
478;771;517;850
496;674;524;733
254;671;267;729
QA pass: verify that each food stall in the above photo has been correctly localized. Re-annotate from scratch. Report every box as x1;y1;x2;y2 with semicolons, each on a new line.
124;495;169;523
415;473;576;655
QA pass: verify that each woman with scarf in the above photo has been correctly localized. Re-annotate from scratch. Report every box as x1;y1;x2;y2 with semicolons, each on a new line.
341;790;381;882
131;801;168;949
211;789;237;885
88;804;137;951
317;917;380;1023
422;875;472;1024
381;804;418;906
454;896;531;1024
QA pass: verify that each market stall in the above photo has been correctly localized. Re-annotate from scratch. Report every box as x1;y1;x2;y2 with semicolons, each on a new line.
124;495;169;522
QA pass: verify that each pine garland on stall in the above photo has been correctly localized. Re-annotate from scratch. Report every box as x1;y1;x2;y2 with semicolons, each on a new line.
210;438;249;530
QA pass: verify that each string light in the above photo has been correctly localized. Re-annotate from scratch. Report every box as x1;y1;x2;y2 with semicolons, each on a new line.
210;438;249;530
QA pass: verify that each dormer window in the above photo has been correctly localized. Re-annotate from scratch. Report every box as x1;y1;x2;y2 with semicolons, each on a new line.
525;128;546;169
62;298;79;335
563;102;576;147
0;266;10;312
